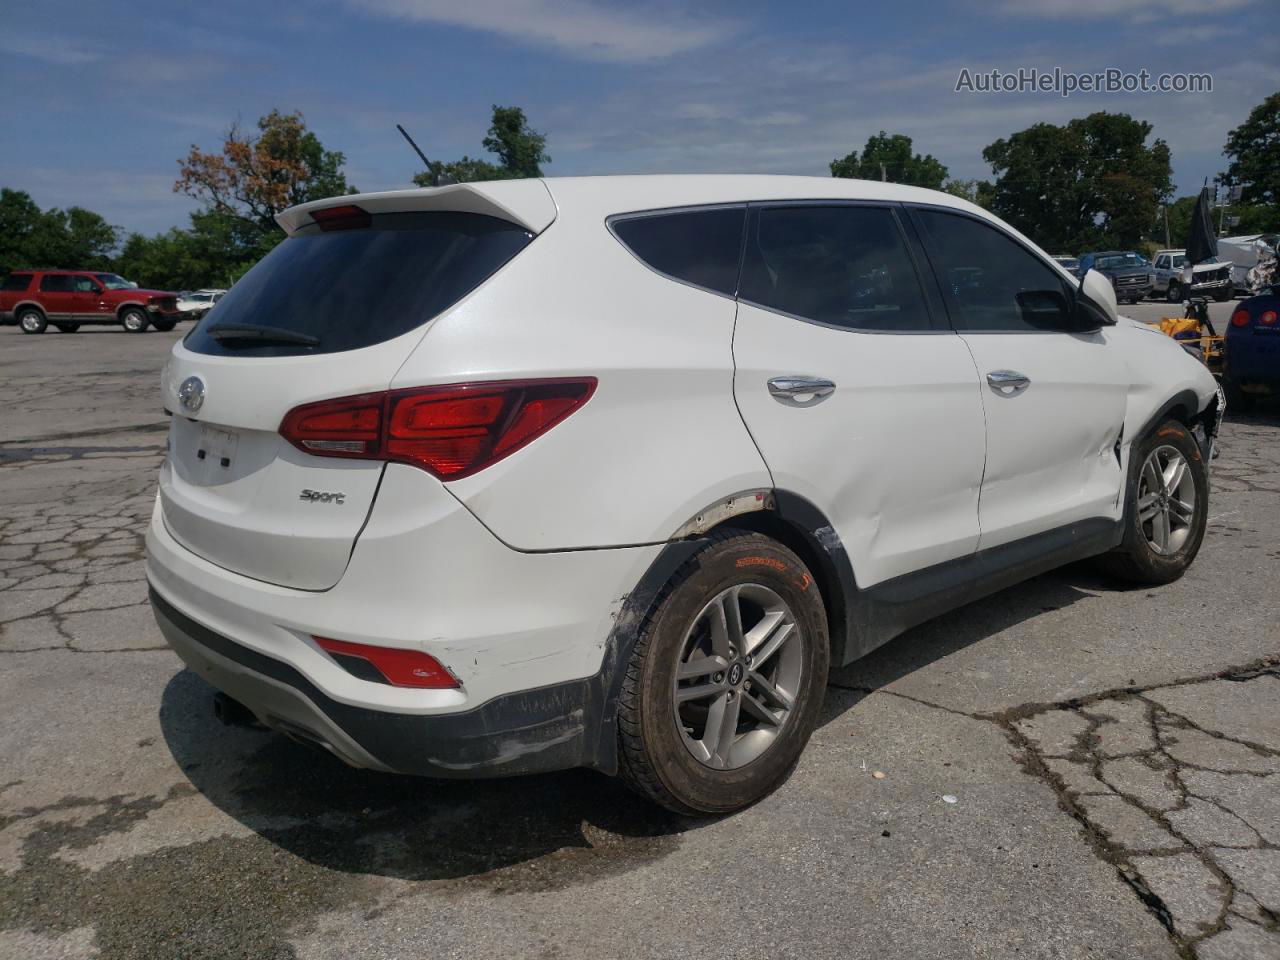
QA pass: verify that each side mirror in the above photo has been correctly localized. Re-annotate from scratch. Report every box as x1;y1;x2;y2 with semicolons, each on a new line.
1077;268;1119;327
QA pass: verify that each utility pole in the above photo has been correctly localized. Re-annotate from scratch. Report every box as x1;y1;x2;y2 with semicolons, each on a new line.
880;162;887;182
1163;205;1171;248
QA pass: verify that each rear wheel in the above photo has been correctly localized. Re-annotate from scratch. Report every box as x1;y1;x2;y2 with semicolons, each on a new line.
121;308;149;333
617;530;829;815
53;322;80;333
18;308;47;334
1167;281;1182;303
1098;419;1208;585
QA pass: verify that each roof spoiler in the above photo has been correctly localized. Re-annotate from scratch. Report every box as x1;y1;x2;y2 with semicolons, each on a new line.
276;180;557;236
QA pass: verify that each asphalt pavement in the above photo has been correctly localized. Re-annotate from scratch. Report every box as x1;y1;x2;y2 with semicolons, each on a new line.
1;303;1277;960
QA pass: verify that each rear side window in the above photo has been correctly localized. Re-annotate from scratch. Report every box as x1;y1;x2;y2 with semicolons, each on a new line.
610;206;745;297
914;209;1071;332
39;274;74;293
2;273;32;291
739;205;931;331
184;211;534;357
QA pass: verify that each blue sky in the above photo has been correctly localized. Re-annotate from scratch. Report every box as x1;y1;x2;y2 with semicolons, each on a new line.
1;0;1272;236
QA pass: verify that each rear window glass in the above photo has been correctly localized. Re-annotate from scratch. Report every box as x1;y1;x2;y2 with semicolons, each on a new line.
611;206;745;296
184;211;534;357
2;273;32;291
740;205;931;331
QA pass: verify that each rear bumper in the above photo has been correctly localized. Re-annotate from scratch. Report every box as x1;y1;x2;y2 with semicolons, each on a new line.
145;463;662;776
151;587;604;777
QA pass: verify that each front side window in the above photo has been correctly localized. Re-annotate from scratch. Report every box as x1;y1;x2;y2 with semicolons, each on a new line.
739;205;931;331
610;206;746;297
914;209;1072;332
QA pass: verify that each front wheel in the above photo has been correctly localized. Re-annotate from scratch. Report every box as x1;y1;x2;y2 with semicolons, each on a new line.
1098;419;1208;585
617;530;829;815
1214;288;1232;302
121;308;149;333
53;322;80;333
151;319;177;332
1167;281;1182;303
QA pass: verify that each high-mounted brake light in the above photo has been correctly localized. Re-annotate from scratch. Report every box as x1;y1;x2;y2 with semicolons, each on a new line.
309;204;371;231
313;636;458;689
279;378;597;480
1231;309;1252;327
1260;310;1278;326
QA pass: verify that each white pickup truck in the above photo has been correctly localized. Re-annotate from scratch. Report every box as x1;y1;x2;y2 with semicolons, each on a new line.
1151;250;1234;302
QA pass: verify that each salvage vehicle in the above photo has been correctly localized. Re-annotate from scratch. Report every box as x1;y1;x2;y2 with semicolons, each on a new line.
1151;250;1235;302
1077;251;1154;304
146;176;1222;814
176;289;228;319
1225;290;1280;409
0;269;182;333
1052;255;1080;276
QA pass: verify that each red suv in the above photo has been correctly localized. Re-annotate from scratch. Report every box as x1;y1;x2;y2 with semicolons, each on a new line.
0;270;183;334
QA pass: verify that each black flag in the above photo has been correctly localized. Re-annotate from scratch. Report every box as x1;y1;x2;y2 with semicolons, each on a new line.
1186;186;1218;266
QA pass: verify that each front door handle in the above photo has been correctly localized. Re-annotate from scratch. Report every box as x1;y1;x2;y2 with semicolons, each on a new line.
768;376;836;407
986;370;1031;395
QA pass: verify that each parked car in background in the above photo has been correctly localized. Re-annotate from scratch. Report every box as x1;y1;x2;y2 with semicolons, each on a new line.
147;176;1221;815
1225;290;1280;409
1152;250;1234;302
177;289;228;319
1053;255;1080;276
1218;235;1279;294
0;270;182;333
1077;251;1154;304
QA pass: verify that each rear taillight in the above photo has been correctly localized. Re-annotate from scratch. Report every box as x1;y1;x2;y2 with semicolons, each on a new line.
1261;310;1278;326
1231;309;1252;327
279;378;596;480
313;636;458;689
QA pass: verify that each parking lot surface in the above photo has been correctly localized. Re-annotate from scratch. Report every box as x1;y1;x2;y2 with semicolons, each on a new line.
2;305;1278;960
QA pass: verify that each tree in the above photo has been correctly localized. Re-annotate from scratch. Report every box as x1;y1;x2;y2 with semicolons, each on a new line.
830;132;948;189
1221;91;1280;210
981;112;1172;252
413;105;551;185
0;188;120;275
175;110;355;235
114;209;276;291
941;178;991;207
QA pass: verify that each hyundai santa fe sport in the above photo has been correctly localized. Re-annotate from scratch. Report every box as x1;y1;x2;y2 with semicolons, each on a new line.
147;175;1223;814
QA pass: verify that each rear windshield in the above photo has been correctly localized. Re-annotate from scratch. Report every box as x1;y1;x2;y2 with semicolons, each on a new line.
184;211;534;357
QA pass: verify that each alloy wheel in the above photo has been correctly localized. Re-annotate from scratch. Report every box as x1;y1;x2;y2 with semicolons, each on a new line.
1137;445;1197;555
672;583;803;770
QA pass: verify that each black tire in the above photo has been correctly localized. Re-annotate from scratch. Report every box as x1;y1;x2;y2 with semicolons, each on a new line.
1214;288;1232;302
1167;281;1182;303
151;319;177;332
121;308;149;333
53;322;80;333
617;529;829;815
18;308;47;334
1098;419;1208;585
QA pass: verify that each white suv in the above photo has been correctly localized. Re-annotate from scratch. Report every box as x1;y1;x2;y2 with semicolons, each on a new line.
147;176;1222;814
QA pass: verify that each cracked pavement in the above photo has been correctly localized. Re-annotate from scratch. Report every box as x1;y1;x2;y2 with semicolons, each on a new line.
2;306;1279;960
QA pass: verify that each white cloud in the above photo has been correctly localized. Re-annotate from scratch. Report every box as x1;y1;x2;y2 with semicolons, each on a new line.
344;0;735;62
0;32;100;65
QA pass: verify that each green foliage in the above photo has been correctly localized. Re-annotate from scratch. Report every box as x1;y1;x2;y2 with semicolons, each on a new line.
1221;90;1280;208
113;210;280;291
982;112;1172;252
412;105;550;185
941;178;992;207
0;188;121;276
830;132;948;189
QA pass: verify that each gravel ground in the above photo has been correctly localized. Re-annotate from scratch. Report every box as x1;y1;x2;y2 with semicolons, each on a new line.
1;303;1277;960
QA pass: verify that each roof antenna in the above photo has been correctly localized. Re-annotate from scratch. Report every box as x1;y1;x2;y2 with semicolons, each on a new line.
396;124;455;187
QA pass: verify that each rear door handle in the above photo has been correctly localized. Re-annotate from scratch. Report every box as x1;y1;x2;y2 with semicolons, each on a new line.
986;370;1031;395
768;376;836;407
